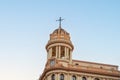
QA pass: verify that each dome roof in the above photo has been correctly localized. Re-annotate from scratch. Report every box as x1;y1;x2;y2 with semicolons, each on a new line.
46;27;74;50
50;27;70;41
52;28;69;35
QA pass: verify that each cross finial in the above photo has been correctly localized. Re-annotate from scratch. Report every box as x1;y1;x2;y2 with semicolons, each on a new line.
56;17;64;29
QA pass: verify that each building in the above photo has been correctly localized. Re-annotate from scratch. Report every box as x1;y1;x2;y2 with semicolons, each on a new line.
39;18;120;80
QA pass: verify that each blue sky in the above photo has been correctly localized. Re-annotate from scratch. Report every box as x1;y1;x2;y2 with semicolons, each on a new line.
0;0;120;80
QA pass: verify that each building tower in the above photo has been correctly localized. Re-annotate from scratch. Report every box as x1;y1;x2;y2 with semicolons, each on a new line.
46;22;74;64
39;18;120;80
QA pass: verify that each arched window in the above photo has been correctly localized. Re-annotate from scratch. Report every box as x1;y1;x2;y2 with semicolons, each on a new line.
51;74;55;80
72;75;76;80
94;78;100;80
82;77;87;80
60;74;64;80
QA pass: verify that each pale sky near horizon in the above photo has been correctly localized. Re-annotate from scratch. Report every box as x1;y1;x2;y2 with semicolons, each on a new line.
0;0;120;80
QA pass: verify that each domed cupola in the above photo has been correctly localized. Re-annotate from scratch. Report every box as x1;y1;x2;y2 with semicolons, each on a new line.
46;28;74;50
46;17;74;63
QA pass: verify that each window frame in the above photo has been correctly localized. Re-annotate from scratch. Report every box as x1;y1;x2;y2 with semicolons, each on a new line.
82;77;87;80
72;75;76;80
60;74;64;80
51;74;55;80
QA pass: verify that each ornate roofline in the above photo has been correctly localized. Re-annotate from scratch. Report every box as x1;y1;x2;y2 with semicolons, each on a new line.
73;60;118;67
40;66;120;80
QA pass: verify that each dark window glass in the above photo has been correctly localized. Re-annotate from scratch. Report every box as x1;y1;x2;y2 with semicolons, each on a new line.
72;75;76;80
94;78;100;80
51;74;55;80
60;74;64;80
82;77;87;80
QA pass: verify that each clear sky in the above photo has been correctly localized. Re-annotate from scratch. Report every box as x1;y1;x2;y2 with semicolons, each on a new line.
0;0;120;80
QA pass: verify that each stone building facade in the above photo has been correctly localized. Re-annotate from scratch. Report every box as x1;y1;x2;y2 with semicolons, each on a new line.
39;20;120;80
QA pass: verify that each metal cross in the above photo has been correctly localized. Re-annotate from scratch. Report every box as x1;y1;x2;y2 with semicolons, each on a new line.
56;17;64;28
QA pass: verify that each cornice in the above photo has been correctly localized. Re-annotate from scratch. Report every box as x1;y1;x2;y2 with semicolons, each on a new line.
73;60;118;68
39;65;120;80
46;40;74;50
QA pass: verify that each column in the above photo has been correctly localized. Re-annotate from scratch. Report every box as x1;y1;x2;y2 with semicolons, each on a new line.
57;73;60;80
88;76;92;80
91;76;94;80
50;48;52;58
56;73;58;80
47;49;50;59
68;73;71;80
76;75;79;80
56;46;58;58
67;48;70;60
65;74;67;80
70;50;72;64
65;47;67;58
47;74;50;80
79;76;82;80
59;46;61;58
66;48;69;59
